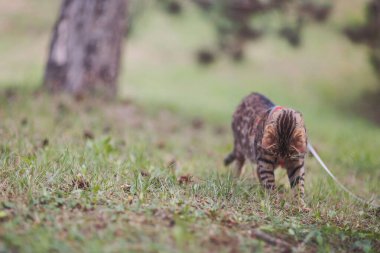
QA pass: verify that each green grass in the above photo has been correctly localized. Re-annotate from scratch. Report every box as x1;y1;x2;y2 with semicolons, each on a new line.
0;0;379;252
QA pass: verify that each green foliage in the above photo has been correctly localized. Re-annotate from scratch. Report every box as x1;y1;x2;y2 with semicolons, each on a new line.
156;0;331;62
345;0;380;80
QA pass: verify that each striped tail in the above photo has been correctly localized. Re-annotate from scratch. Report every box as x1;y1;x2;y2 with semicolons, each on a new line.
224;152;236;166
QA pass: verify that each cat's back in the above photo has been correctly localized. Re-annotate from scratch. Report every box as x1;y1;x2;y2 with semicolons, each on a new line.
233;92;275;121
230;92;275;159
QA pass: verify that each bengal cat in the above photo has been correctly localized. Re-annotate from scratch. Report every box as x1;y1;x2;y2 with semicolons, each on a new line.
224;92;308;207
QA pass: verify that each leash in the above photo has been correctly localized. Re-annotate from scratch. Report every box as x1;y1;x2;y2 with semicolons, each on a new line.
308;142;379;209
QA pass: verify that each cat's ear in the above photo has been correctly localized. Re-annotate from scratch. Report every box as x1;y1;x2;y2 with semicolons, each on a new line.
292;128;307;153
262;125;276;149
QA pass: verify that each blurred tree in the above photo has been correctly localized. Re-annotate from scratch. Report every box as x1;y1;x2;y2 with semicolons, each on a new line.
161;0;331;63
345;0;380;80
43;0;127;99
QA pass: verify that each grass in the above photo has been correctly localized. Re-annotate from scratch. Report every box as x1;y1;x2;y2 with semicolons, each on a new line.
0;0;379;252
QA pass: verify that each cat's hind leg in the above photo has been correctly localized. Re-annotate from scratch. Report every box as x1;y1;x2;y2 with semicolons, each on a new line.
233;154;245;177
224;147;245;177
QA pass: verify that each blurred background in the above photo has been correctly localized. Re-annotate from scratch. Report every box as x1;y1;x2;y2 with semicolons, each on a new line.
0;0;380;252
0;2;379;251
1;0;379;120
0;0;379;173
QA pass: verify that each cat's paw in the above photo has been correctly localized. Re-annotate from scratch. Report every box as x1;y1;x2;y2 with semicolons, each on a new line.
298;201;311;212
299;205;311;212
292;198;310;212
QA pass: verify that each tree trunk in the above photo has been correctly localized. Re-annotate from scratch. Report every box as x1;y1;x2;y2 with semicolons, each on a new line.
43;0;127;98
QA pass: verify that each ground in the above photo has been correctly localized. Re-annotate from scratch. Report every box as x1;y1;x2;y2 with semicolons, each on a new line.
0;1;379;252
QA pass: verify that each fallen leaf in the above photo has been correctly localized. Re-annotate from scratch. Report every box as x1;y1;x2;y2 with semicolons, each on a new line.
156;140;166;149
103;126;111;134
0;211;9;221
42;138;49;148
83;130;94;140
121;183;131;193
167;159;177;170
72;173;90;190
21;118;28;126
191;118;204;130
214;126;227;135
178;175;193;185
140;170;150;177
127;195;134;204
220;214;238;228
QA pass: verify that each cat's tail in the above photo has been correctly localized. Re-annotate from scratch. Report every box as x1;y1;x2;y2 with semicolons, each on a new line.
224;152;236;166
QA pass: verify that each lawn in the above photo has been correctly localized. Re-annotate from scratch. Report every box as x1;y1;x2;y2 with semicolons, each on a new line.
0;0;379;252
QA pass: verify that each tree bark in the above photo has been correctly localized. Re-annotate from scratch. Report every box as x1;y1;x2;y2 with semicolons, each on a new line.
43;0;127;98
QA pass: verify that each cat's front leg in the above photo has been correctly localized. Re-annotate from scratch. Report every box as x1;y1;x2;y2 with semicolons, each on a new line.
286;159;308;210
257;156;276;190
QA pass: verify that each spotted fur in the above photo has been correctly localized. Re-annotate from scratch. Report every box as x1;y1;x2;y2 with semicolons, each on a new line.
225;92;308;205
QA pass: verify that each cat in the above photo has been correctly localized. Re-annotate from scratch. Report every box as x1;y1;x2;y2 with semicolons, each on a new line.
224;92;308;207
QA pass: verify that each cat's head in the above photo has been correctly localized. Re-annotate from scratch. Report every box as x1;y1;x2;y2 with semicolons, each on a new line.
261;107;307;158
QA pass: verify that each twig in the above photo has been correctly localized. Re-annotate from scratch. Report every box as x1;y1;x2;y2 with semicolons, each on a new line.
250;229;293;253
